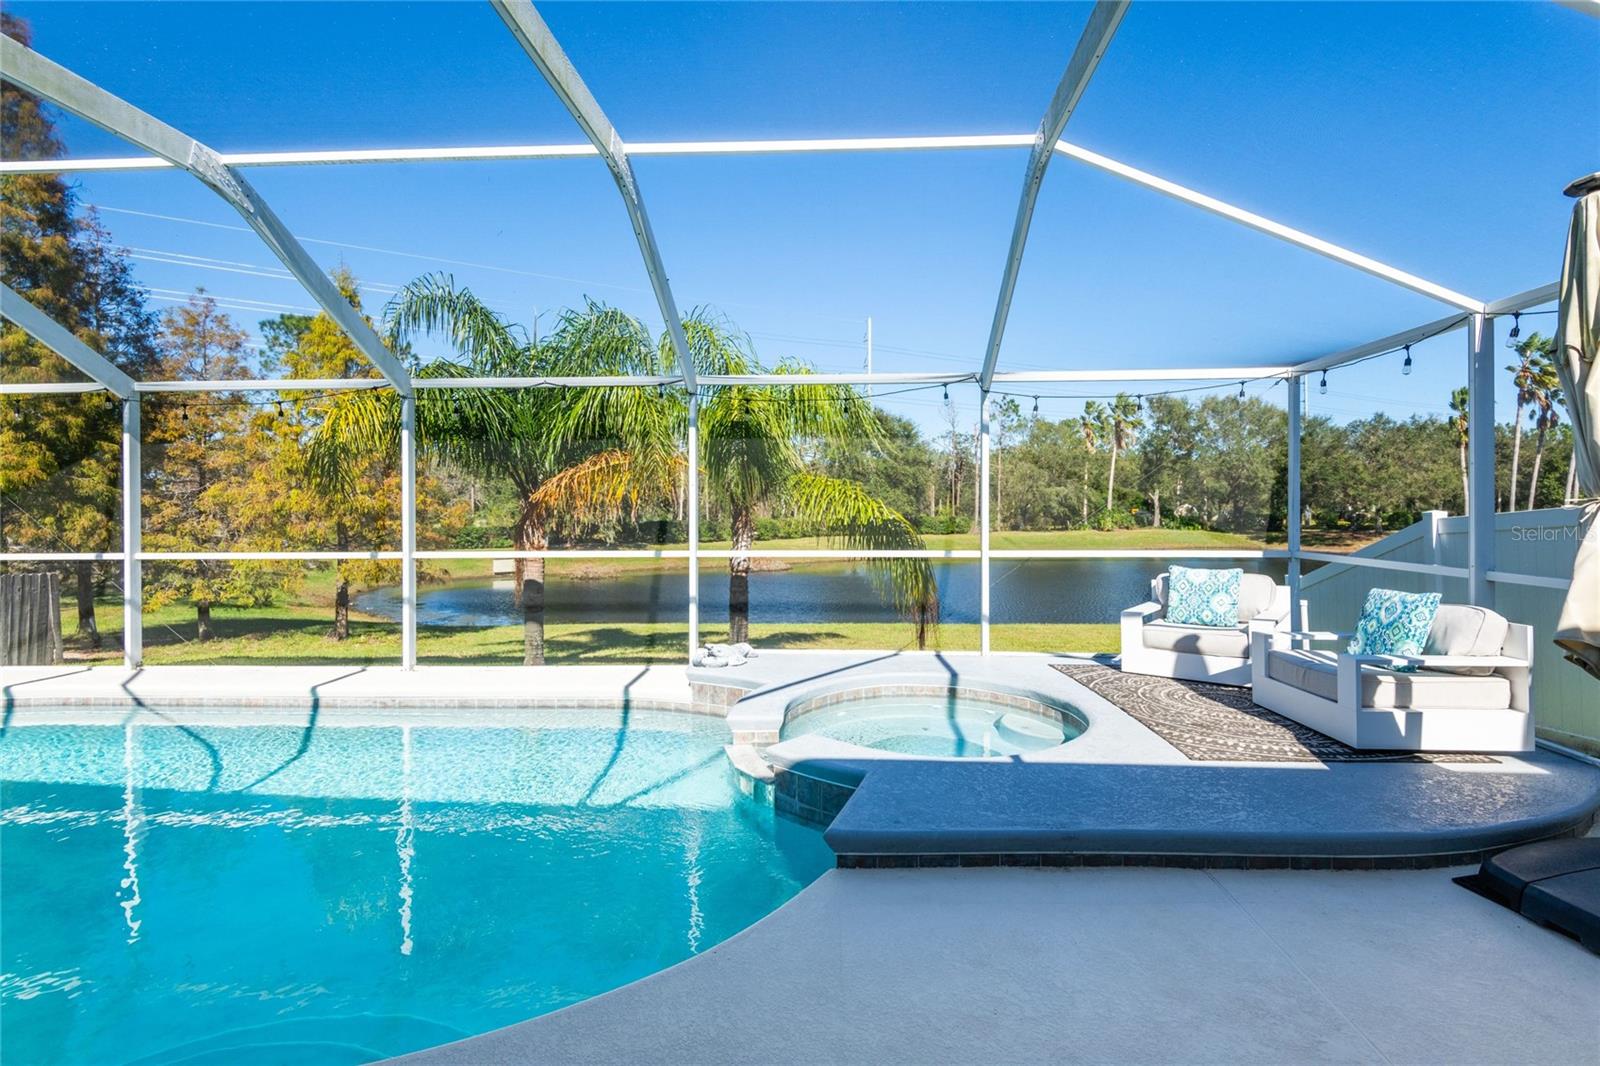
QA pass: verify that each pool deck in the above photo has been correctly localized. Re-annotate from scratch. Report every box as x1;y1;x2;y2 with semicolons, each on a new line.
9;655;1600;1062
396;862;1600;1065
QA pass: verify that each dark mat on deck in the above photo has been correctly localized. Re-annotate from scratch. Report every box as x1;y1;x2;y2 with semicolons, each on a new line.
1051;662;1497;763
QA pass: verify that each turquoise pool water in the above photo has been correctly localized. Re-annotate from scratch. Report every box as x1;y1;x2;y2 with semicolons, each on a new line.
0;711;833;1065
781;694;1083;757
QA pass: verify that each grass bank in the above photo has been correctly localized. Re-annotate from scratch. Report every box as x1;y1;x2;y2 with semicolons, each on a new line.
61;597;1117;665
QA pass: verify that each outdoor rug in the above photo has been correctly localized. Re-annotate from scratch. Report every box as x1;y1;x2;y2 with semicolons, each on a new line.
1050;662;1498;763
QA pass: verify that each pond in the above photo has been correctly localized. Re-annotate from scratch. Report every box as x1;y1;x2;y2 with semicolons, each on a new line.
357;558;1289;627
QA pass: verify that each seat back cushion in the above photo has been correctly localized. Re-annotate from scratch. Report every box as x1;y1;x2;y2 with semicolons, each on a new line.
1164;566;1242;627
1236;573;1277;621
1425;604;1510;676
1349;588;1441;668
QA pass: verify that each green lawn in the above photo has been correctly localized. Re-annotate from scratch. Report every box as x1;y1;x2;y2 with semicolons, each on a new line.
63;596;1117;665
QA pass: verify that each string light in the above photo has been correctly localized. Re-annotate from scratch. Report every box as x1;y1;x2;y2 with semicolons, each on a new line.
1032;396;1039;416
181;406;189;422
1319;371;1328;395
942;384;949;403
1237;381;1246;400
1508;312;1521;341
1401;344;1412;376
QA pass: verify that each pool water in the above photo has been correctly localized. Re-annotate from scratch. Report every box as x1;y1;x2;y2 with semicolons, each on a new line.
781;694;1082;757
0;712;833;1065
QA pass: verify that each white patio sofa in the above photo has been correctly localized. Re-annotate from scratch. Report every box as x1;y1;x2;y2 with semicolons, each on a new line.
1120;572;1292;687
1249;604;1534;752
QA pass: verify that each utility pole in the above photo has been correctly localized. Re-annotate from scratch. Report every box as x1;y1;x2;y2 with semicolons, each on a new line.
864;315;873;399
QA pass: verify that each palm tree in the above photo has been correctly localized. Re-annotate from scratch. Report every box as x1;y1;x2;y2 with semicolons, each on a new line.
1077;400;1105;524
1448;386;1470;513
1104;393;1143;511
531;314;939;649
1523;356;1562;510
310;276;677;664
1505;332;1555;511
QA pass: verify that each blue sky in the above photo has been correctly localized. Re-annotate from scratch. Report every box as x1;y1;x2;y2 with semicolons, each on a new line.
8;1;1598;433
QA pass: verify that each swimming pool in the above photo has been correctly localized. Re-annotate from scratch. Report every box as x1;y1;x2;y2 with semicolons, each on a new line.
0;710;833;1065
781;690;1084;757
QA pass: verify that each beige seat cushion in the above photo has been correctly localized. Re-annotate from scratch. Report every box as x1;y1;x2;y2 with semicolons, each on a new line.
1424;604;1510;676
1266;649;1511;710
1152;571;1278;623
1143;620;1249;658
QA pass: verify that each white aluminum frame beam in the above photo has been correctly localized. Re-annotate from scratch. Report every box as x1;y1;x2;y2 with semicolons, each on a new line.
979;0;1130;391
1290;309;1471;377
992;366;1292;383
490;0;697;393
0;134;1040;173
0;37;411;393
1466;312;1496;605
1052;143;1486;312
1;283;136;398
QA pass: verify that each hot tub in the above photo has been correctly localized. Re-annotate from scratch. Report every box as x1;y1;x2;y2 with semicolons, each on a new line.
780;685;1085;757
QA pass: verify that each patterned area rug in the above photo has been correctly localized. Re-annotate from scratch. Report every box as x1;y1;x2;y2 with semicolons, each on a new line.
1050;663;1498;764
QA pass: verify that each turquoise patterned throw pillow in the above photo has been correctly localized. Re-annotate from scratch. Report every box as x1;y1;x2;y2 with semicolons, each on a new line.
1165;566;1243;628
1349;588;1440;669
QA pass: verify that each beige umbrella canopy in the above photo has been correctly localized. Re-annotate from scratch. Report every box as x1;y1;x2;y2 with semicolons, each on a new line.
1553;172;1600;679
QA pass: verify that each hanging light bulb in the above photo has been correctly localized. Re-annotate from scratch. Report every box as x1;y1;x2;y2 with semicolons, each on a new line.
276;400;284;416
1508;313;1521;340
1319;372;1328;395
1032;396;1039;416
1401;344;1412;376
943;384;949;403
656;383;665;399
1238;381;1246;400
181;406;189;422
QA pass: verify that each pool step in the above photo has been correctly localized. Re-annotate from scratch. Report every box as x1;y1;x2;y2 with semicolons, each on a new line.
994;712;1062;745
724;743;776;784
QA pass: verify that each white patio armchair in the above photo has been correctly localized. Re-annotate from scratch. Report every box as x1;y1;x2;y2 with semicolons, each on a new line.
1249;604;1534;752
1120;572;1292;687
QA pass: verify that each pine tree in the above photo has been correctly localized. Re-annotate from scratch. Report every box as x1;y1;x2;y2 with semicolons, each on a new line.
140;292;277;641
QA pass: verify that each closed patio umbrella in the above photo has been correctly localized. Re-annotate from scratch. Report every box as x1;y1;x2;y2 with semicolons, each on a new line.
1553;172;1600;679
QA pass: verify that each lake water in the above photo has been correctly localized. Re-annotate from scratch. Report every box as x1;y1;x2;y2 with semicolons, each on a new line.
358;558;1288;627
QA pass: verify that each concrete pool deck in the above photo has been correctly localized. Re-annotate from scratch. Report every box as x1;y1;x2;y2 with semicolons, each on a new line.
396;863;1600;1065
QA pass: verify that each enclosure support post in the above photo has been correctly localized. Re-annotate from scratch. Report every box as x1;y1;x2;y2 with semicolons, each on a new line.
979;390;992;655
687;391;700;661
400;395;418;669
1286;373;1302;621
1467;312;1496;607
121;398;142;668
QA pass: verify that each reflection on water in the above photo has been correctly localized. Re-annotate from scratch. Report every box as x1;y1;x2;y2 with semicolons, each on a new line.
0;717;833;1065
358;558;1288;627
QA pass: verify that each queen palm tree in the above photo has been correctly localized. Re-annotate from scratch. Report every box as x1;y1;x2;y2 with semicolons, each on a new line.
1077;400;1105;524
1505;332;1555;511
1523;356;1563;510
310;275;677;664
529;314;939;648
1448;386;1470;513
1103;392;1143;512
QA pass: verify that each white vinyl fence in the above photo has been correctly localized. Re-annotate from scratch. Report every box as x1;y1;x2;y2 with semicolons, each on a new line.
1301;507;1596;755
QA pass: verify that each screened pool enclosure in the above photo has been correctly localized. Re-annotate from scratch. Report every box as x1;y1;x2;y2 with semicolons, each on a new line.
0;2;1592;744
